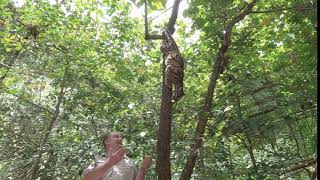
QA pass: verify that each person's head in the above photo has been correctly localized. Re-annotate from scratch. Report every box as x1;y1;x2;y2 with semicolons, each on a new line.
102;132;123;152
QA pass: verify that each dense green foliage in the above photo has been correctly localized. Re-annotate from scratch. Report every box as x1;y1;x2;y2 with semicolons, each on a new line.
0;0;317;179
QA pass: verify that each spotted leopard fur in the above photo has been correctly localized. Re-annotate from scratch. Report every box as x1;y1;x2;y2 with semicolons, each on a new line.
160;29;184;101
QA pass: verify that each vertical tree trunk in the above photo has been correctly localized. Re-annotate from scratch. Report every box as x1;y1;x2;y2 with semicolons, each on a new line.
143;1;181;179
156;56;173;180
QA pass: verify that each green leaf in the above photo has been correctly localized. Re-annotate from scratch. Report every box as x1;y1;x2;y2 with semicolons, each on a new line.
16;42;23;51
149;0;166;10
5;47;12;52
133;0;166;10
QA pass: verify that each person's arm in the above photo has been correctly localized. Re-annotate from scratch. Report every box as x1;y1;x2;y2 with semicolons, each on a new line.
83;161;113;180
83;148;125;180
135;156;152;180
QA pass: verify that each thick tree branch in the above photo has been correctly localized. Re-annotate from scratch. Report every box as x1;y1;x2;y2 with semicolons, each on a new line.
167;0;181;34
144;0;181;40
251;6;316;14
144;0;162;40
287;157;316;173
146;34;162;39
280;157;316;179
144;0;149;40
179;1;257;180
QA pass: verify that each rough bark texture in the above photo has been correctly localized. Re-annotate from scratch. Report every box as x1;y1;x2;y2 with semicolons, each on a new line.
144;0;182;179
180;1;257;179
155;1;181;179
156;57;173;180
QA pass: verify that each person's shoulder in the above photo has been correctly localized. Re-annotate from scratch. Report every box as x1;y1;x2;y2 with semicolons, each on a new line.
84;154;107;170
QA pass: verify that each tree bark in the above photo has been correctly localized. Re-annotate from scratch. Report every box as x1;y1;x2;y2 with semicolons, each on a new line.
143;0;182;179
156;0;181;178
180;1;257;179
156;58;173;180
310;163;317;180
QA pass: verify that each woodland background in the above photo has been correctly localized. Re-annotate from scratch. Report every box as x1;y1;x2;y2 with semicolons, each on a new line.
0;0;317;179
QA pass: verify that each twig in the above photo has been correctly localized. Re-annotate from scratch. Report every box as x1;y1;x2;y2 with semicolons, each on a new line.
144;0;181;40
0;88;87;130
149;5;174;22
0;62;12;69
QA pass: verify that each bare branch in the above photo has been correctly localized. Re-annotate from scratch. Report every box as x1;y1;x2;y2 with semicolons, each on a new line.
0;62;12;69
149;5;174;22
147;34;162;40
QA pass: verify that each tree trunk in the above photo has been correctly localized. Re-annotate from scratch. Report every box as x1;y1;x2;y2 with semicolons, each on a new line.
144;1;181;179
180;1;257;179
179;50;222;180
156;56;173;180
